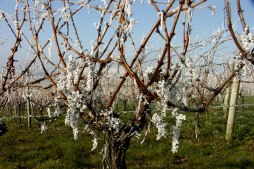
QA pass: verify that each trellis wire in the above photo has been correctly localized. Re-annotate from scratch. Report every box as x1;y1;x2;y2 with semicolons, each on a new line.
1;103;253;121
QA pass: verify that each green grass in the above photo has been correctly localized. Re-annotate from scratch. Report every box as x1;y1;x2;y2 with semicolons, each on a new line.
1;97;254;168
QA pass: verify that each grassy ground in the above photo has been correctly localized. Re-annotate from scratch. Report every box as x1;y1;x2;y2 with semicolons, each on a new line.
0;97;254;168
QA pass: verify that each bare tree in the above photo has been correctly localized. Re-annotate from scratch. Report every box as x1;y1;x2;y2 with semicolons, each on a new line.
0;0;253;168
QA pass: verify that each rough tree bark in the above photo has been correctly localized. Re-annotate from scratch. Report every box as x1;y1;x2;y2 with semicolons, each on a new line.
108;132;130;169
109;134;130;169
107;100;148;168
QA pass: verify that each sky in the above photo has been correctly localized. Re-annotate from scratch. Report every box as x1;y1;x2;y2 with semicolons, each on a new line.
0;0;254;74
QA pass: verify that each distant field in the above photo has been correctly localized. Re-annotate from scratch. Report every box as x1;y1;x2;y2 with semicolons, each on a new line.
0;96;254;168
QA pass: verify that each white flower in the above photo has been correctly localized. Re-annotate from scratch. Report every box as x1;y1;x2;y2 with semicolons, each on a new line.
125;18;138;33
151;113;168;140
144;66;155;80
209;5;216;16
157;12;164;31
126;4;132;17
47;107;51;118
41;122;48;134
171;108;186;153
103;109;123;133
91;137;98;151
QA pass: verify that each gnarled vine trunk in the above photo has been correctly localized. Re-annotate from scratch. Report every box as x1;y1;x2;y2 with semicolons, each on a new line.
108;136;130;169
107;100;149;168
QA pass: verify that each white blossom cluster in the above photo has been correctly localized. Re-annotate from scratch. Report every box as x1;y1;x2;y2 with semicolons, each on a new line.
156;77;189;108
124;18;138;33
144;66;155;80
53;97;62;117
229;54;242;72
229;26;254;75
65;91;84;140
85;58;94;92
91;137;99;151
111;55;122;63
47;36;53;61
103;109;123;133
47;107;51;118
171;108;186;153
58;55;76;93
239;26;254;54
230;53;253;78
125;0;132;17
178;81;189;107
156;80;170;106
41;121;48;134
155;78;187;153
151;113;168;140
57;55;94;140
195;5;217;16
64;87;93;140
157;12;164;31
82;124;99;151
58;55;91;93
152;80;169;140
242;60;252;77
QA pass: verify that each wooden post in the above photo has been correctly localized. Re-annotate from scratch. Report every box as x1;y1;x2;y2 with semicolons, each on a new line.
241;94;244;117
240;83;244;117
223;86;230;118
27;71;31;128
224;66;233;119
18;104;21;124
123;100;127;111
194;112;200;138
226;75;240;142
116;64;120;111
15;91;18;116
